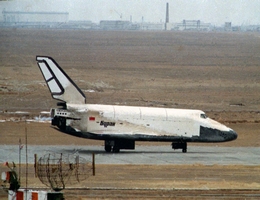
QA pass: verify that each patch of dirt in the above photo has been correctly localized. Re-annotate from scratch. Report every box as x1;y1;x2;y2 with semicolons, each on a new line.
1;164;260;199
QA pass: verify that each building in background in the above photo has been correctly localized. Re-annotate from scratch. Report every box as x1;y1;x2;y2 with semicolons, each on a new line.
2;10;69;23
100;20;131;30
173;20;211;31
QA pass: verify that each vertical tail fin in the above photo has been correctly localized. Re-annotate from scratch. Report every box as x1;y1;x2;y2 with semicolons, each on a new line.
36;56;86;104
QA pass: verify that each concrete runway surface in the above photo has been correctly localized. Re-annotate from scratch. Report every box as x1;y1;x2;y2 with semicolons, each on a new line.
1;145;260;165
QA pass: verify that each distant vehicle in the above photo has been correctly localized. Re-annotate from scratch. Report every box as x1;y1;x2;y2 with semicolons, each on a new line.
36;56;237;153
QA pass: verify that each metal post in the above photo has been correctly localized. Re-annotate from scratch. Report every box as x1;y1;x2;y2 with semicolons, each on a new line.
19;138;21;183
92;153;95;176
34;154;38;178
25;125;28;200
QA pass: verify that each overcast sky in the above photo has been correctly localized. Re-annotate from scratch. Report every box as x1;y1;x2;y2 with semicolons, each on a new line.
1;0;260;26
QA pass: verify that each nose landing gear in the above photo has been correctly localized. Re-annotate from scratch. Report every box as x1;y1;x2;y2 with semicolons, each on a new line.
172;142;187;153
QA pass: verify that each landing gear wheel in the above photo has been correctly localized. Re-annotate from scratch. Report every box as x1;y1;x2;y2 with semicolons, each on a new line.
112;146;120;153
105;145;112;152
182;142;187;153
172;142;187;153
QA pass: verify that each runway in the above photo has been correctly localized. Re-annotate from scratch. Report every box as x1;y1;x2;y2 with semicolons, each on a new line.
1;145;260;165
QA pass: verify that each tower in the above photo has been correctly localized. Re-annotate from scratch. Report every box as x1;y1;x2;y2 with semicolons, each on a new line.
165;2;171;30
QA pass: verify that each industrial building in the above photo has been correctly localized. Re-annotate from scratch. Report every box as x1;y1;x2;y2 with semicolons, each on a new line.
1;2;258;32
100;20;132;30
2;10;69;23
140;23;164;30
173;20;211;31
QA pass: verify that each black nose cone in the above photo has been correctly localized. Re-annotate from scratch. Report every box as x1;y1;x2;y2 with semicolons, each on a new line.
229;130;238;141
221;129;238;141
199;126;237;142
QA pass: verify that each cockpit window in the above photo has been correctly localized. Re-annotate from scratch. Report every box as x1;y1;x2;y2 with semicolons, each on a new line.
200;114;208;119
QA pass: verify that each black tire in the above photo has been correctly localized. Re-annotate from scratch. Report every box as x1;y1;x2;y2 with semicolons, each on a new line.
112;146;120;153
105;145;112;152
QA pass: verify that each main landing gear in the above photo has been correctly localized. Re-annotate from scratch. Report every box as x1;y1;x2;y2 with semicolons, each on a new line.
104;140;135;153
104;140;187;153
105;140;120;153
171;142;187;153
105;141;120;153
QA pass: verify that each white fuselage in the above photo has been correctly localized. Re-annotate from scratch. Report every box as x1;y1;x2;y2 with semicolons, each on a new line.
52;103;233;142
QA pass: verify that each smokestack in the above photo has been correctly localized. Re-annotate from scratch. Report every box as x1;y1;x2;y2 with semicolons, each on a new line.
165;3;171;30
166;2;169;23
